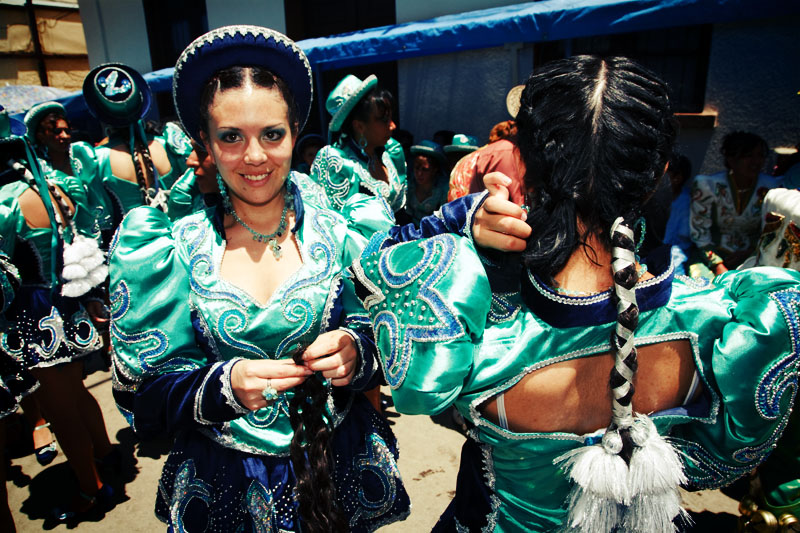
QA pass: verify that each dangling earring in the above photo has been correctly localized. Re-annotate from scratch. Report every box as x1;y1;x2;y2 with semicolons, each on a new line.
216;173;231;212
358;135;368;149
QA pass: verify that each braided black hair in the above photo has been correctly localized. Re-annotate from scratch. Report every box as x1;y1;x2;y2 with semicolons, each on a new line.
199;66;299;138
516;56;675;444
516;56;676;284
289;346;348;533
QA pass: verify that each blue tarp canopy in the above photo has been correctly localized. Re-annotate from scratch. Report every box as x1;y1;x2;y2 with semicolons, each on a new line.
8;0;798;125
298;0;799;71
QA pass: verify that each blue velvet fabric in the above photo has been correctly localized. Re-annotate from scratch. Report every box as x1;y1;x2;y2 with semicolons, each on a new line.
521;245;675;328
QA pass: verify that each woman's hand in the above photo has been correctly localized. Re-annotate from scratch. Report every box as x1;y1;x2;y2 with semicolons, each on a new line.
301;330;358;387
231;358;312;410
473;172;531;252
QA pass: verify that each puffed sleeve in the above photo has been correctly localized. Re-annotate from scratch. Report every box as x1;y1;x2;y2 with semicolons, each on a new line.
309;145;363;210
159;122;193;188
671;267;800;488
353;233;492;415
339;193;395;266
322;194;396;391
166;169;202;220
109;207;249;438
48;169;98;240
385;137;408;185
70;141;115;235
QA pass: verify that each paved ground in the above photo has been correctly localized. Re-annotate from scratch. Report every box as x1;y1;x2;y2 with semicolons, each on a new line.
6;368;741;531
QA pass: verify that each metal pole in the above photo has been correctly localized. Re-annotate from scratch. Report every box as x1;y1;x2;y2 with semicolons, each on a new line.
25;0;49;86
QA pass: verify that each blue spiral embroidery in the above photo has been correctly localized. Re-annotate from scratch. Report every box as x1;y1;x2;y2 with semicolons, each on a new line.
36;308;64;359
110;280;130;321
246;394;290;427
376;234;463;388
168;459;211;533
68;309;99;349
488;293;520;323
218;309;268;358
755;289;800;419
275;211;337;355
671;437;754;489
245;481;276;533
312;148;350;209
374;312;402;386
189;253;247;307
178;220;209;257
349;434;399;527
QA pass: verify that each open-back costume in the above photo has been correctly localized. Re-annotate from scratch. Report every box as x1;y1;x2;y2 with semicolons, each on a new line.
354;229;800;531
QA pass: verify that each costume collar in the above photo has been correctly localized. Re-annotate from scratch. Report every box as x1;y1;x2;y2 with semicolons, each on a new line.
521;245;674;328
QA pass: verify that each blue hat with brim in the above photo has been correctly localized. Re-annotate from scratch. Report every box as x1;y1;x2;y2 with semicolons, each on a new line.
444;134;479;154
173;25;313;145
326;74;378;135
0;105;26;139
83;63;151;128
23;101;67;143
410;140;447;168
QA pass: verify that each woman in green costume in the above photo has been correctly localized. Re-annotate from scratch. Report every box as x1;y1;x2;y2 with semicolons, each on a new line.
0;106;115;521
354;56;800;531
310;74;407;214
75;63;192;241
109;26;415;532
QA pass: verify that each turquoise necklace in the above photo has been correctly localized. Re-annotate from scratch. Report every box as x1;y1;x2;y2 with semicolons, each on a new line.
218;174;292;259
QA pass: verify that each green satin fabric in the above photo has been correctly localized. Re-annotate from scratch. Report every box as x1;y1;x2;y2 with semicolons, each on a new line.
93;128;190;217
0;171;96;287
310;137;407;212
110;175;393;455
357;235;800;531
165;169;205;220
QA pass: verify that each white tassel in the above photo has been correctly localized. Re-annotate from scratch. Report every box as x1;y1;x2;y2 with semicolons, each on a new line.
556;416;688;533
88;264;108;286
628;416;686;494
624;491;688;532
622;415;687;532
557;437;631;503
78;252;105;272
61;279;93;298
60;234;108;297
565;490;622;532
62;263;89;280
556;429;631;532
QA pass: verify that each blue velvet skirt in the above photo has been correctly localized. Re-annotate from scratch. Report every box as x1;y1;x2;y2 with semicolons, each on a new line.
0;347;37;418
0;285;101;369
157;393;410;532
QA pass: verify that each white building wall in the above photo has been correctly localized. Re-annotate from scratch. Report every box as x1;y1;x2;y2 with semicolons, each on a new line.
696;15;800;175
204;0;286;33
76;0;151;72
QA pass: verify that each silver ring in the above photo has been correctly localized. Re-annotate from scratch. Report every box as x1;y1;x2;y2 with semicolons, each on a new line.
261;379;279;402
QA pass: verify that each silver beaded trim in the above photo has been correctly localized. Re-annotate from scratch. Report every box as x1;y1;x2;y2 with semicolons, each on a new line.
219;359;250;415
173;25;312;135
467;331;717;441
527;252;675;307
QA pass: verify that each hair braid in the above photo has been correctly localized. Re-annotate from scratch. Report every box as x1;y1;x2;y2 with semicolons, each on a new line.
289;346;348;533
608;216;641;460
